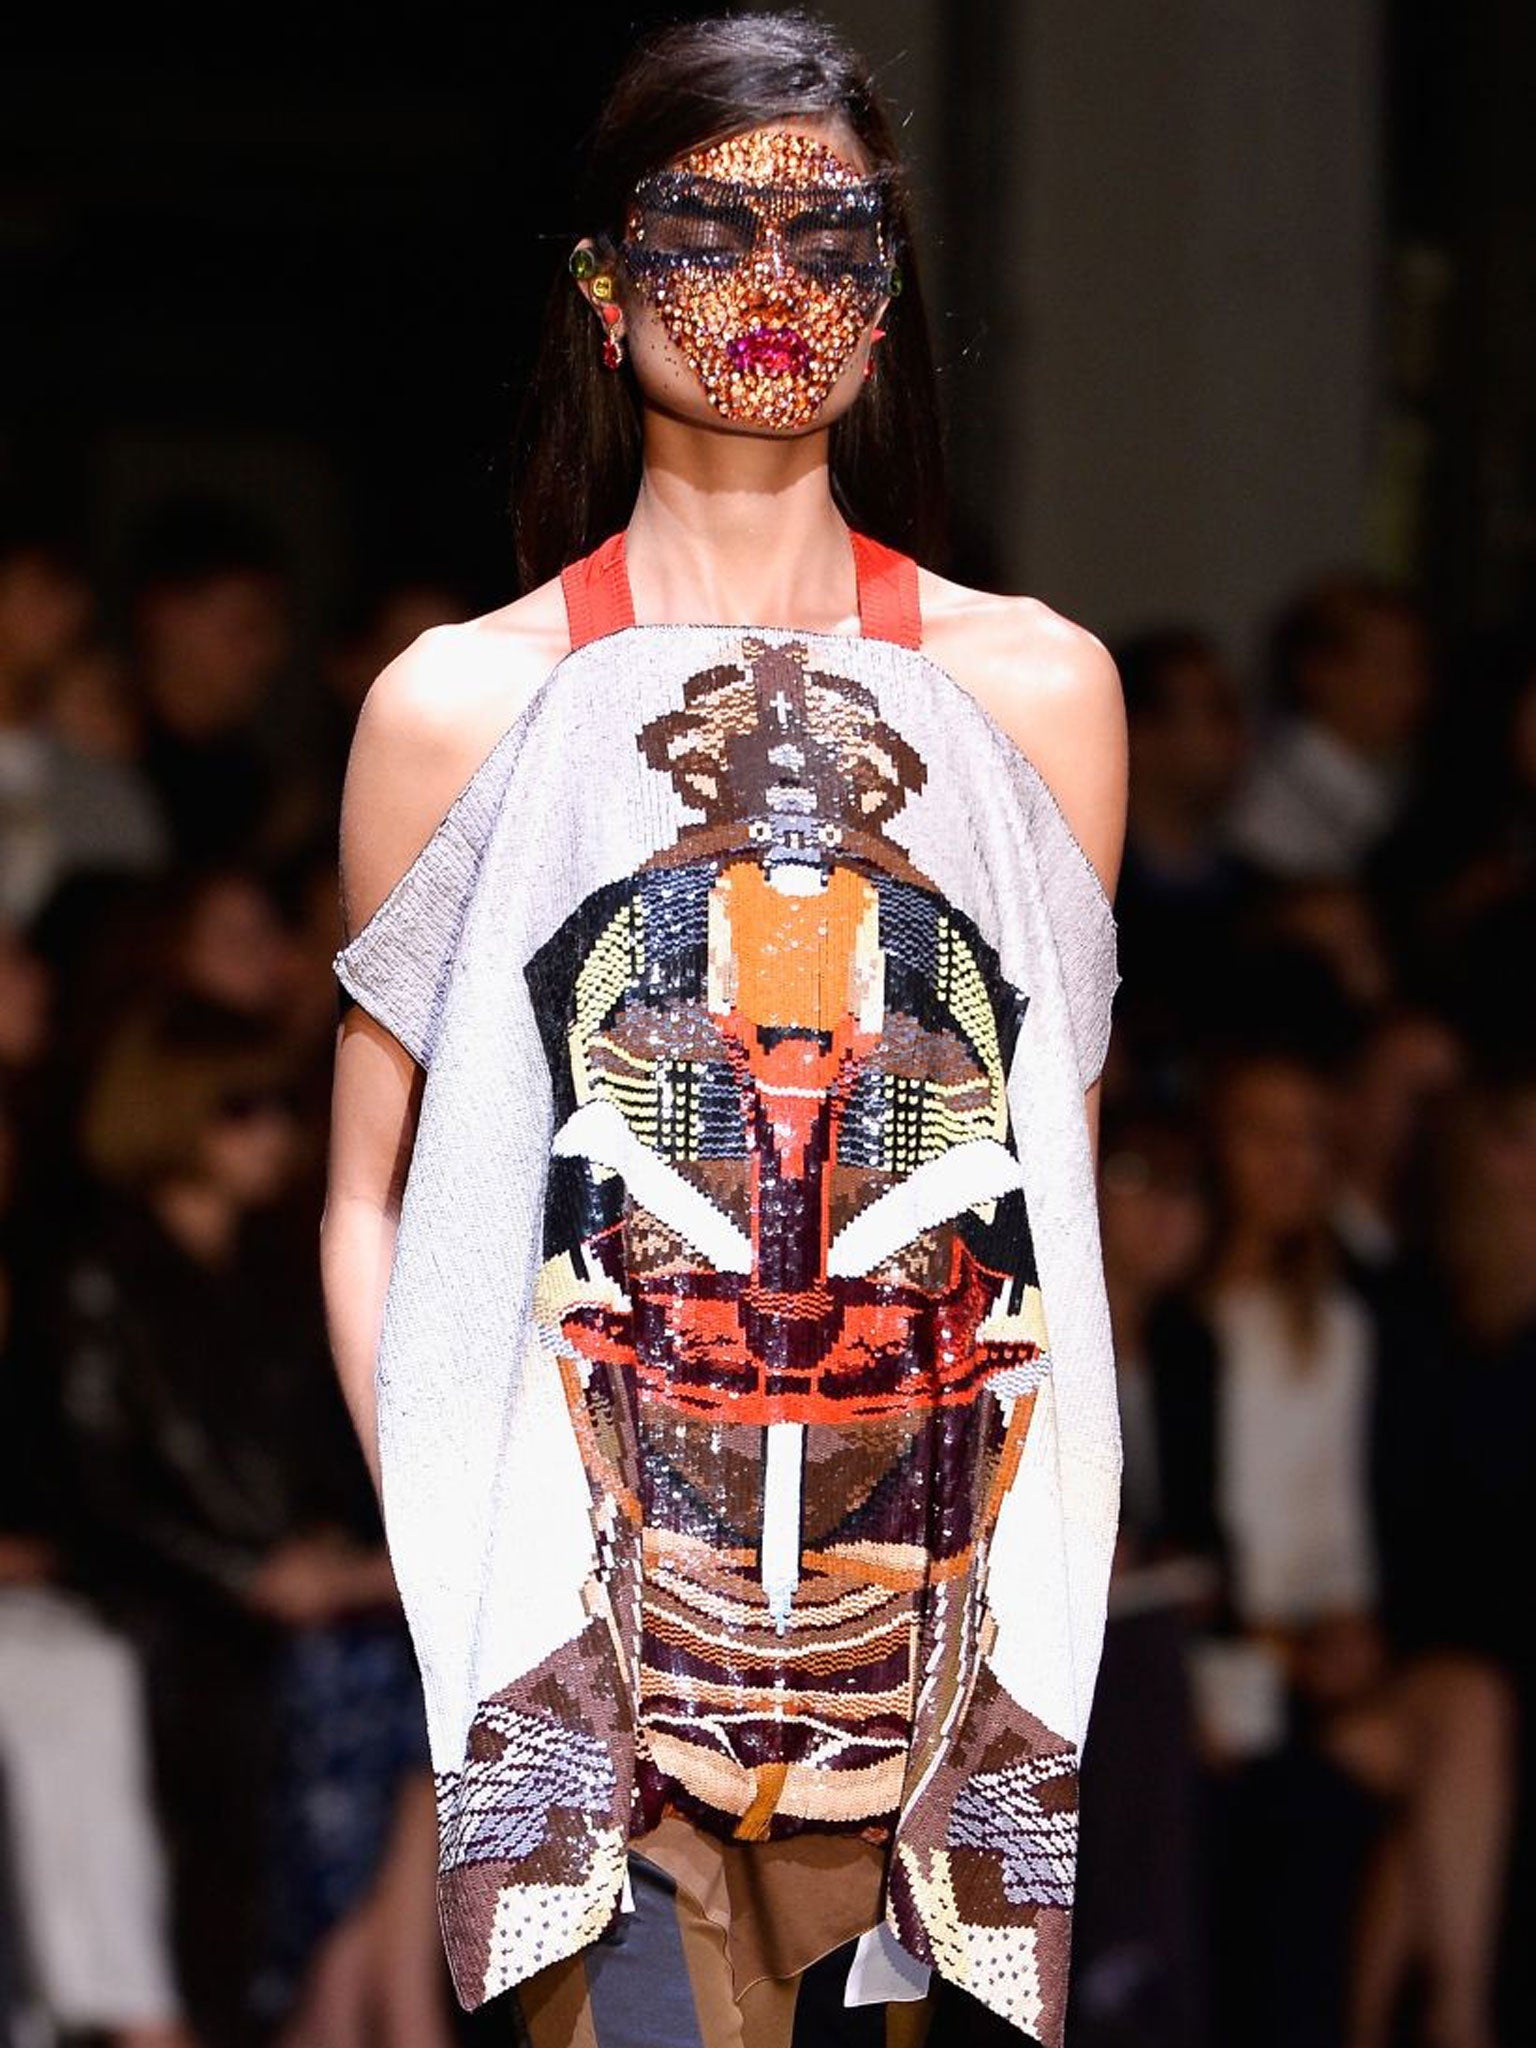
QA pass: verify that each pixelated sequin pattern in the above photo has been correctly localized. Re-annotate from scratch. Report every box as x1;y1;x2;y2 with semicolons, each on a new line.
887;1664;1079;2048
433;1605;638;2005
521;636;1059;1869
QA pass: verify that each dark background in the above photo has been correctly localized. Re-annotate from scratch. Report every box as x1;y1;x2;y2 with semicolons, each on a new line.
6;1;1533;651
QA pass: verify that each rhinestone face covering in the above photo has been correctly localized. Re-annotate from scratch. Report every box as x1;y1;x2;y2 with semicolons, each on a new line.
619;127;896;430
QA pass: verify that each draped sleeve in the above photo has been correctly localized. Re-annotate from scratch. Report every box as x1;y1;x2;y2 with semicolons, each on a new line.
331;735;514;1070
1024;761;1121;1089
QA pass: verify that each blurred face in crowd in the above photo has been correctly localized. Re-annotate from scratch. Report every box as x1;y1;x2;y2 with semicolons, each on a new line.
137;569;291;731
1302;599;1431;756
1099;1132;1211;1296
1131;649;1249;814
0;549;92;704
1213;1059;1337;1239
198;1081;300;1207
178;875;297;1018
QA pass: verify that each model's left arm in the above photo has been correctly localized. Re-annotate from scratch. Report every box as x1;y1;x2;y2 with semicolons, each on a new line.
1070;630;1126;1155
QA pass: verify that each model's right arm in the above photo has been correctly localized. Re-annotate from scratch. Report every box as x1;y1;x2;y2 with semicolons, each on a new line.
319;631;483;1504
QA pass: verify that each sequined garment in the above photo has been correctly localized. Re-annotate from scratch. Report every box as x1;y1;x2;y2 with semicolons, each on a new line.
332;530;1122;2047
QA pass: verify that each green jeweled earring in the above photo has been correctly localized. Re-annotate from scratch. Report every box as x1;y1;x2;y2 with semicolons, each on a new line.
568;244;599;281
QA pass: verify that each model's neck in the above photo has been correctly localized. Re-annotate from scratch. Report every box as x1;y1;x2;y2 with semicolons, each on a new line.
624;409;859;632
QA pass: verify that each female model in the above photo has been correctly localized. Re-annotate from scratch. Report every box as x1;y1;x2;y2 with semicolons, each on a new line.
322;12;1127;2047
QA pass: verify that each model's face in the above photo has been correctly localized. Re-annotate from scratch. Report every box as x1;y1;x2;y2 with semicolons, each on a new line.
590;123;895;435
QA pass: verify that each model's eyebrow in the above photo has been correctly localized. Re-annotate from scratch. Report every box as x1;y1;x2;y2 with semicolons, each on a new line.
782;198;869;228
660;190;751;222
638;178;757;223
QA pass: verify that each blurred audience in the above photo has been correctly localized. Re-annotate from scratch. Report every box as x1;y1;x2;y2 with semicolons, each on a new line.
1068;577;1533;2048
2;481;1533;2048
1081;1036;1519;2048
28;994;447;2048
0;493;470;2045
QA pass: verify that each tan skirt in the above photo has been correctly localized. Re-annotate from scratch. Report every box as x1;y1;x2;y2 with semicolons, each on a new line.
514;1812;934;2048
629;1810;891;1994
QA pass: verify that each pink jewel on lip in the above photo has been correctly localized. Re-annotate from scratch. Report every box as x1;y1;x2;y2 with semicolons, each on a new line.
726;325;811;377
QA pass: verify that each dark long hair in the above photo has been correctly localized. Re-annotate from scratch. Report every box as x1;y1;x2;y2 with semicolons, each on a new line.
509;8;948;592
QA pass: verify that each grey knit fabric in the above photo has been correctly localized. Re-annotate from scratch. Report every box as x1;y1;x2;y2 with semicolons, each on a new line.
333;621;1122;2042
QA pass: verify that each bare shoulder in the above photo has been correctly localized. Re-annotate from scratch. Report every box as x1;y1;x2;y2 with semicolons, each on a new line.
913;568;1125;766
338;574;571;936
914;567;1127;902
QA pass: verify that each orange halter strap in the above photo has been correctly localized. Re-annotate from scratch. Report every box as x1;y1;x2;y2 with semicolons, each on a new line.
559;526;922;651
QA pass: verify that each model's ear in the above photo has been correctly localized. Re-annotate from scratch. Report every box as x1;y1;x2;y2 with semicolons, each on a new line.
872;257;904;335
568;237;624;336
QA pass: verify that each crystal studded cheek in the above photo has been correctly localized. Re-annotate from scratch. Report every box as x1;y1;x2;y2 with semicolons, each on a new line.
618;139;897;429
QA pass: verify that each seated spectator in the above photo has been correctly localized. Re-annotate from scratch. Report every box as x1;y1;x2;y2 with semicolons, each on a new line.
0;512;168;939
40;996;451;2048
1223;573;1432;883
0;1075;197;2047
1154;1045;1512;2048
1201;1048;1381;1659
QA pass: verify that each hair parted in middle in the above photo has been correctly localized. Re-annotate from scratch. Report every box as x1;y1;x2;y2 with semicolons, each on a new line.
509;7;947;592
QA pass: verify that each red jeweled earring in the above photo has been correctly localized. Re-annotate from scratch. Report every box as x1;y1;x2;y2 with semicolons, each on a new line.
863;325;888;381
588;268;625;370
600;302;625;370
